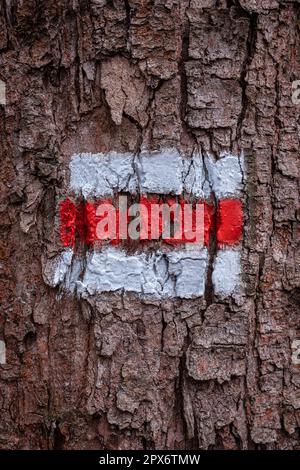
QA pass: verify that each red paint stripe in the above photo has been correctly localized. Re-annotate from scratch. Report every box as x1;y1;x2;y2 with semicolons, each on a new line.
95;199;119;245
217;199;243;247
60;199;76;247
59;198;242;248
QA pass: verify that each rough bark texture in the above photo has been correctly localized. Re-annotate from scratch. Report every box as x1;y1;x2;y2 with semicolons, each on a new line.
0;0;300;450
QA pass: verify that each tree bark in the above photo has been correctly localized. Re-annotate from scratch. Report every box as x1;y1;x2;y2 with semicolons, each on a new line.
0;0;299;450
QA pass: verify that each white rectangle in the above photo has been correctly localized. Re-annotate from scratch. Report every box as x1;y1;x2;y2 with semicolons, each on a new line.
0;80;5;105
69;149;243;199
0;340;6;364
51;247;209;299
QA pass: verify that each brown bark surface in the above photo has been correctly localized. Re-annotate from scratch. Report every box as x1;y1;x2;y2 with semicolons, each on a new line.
0;0;299;450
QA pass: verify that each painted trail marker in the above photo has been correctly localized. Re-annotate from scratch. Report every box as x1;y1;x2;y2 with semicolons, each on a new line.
47;149;244;299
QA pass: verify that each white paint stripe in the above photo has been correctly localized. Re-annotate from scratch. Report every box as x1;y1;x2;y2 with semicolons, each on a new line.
70;152;137;199
50;247;209;299
52;248;73;286
0;340;6;364
137;149;183;195
49;247;242;298
212;249;241;297
205;152;244;199
183;152;211;198
70;149;245;199
0;80;6;105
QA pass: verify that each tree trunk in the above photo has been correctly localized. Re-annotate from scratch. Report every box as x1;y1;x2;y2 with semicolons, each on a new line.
0;0;299;450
